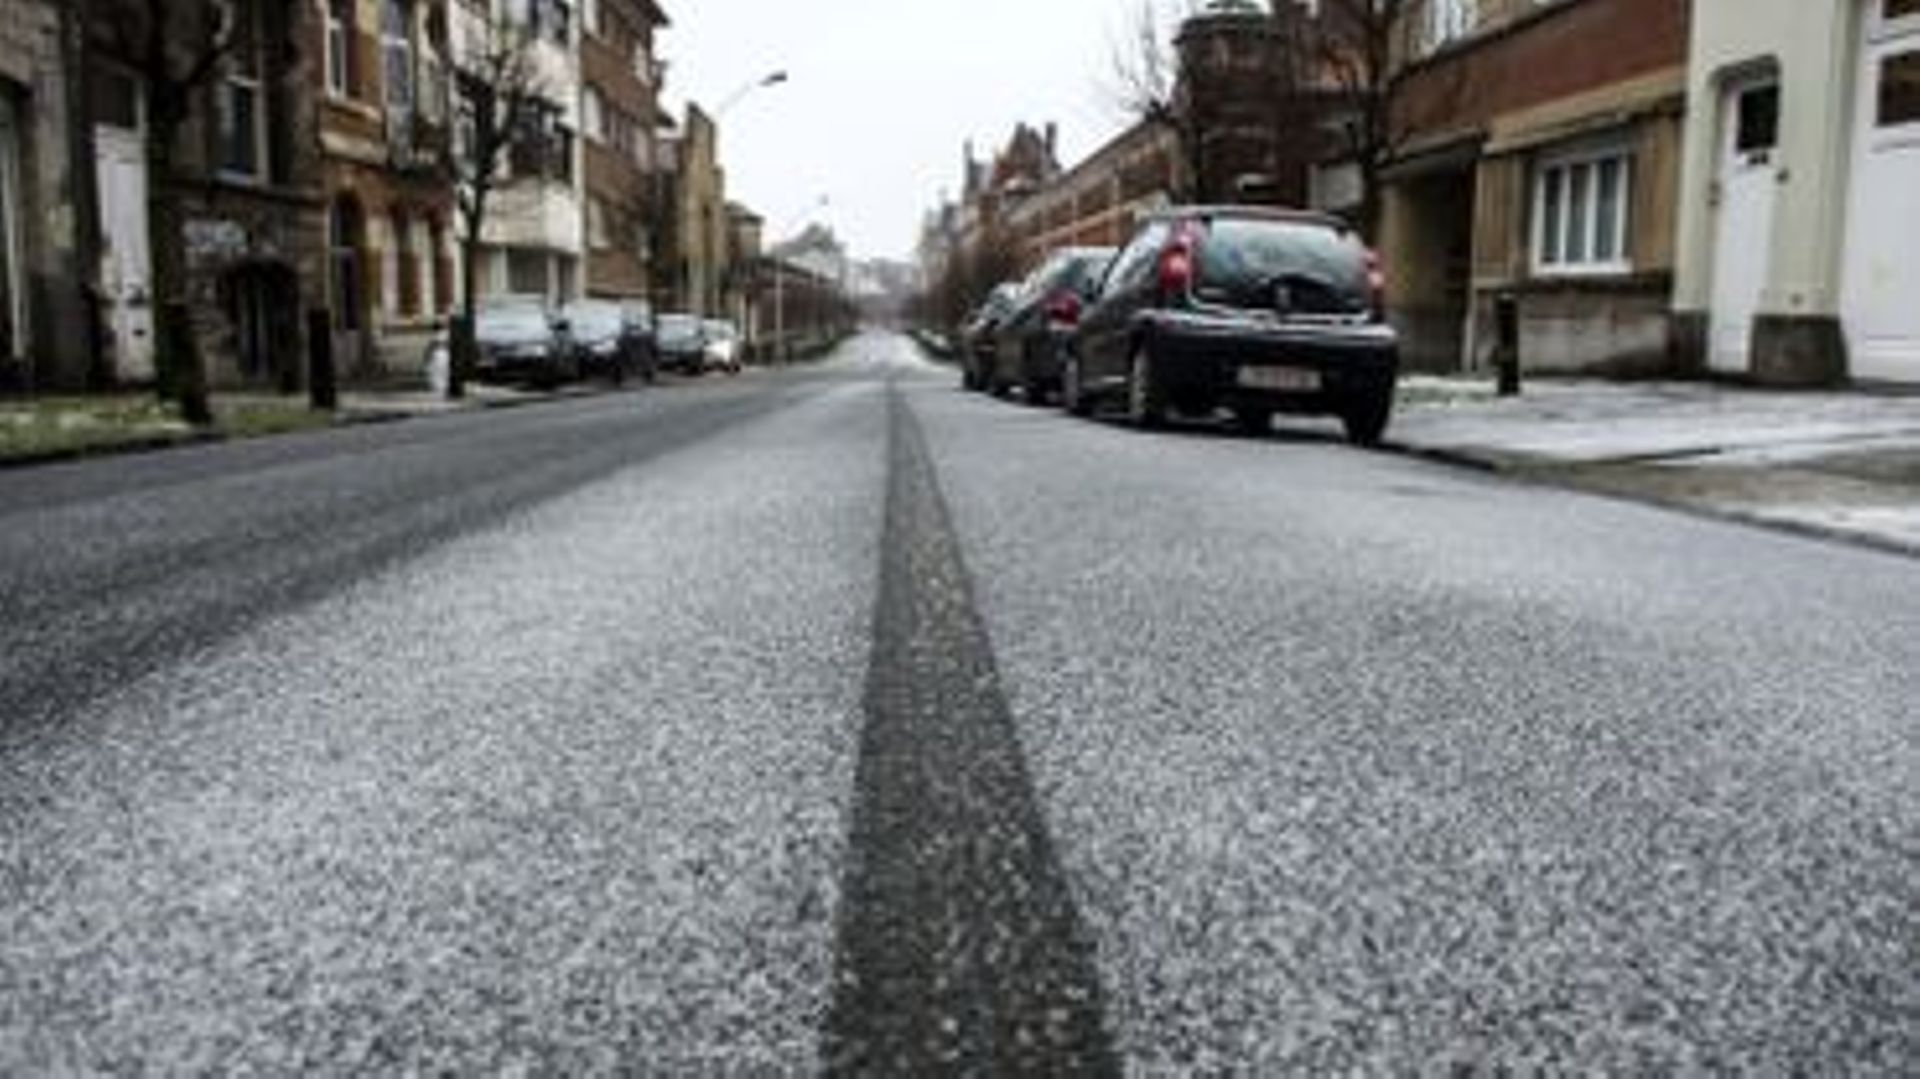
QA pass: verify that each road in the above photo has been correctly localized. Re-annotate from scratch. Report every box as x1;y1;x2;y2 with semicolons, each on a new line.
2;332;1914;1072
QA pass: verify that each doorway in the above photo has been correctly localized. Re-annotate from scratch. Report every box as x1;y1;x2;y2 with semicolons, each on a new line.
1841;0;1920;383
1708;76;1781;375
93;70;155;384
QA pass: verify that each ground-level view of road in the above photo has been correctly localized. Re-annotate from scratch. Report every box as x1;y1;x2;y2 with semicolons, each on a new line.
2;334;1914;1072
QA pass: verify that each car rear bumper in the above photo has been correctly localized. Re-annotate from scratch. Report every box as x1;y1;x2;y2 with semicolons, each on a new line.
475;349;559;381
1151;314;1398;412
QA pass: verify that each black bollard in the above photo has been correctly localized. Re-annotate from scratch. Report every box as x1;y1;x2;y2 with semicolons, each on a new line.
1495;292;1521;397
308;308;338;412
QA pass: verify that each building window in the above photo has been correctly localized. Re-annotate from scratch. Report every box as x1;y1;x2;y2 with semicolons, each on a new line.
391;209;421;317
1888;0;1920;23
582;0;600;37
326;0;353;97
216;0;269;180
588;197;611;249
582;85;604;143
1423;0;1478;53
330;197;365;330
1534;148;1632;275
1877;50;1920;127
383;0;415;114
507;248;548;295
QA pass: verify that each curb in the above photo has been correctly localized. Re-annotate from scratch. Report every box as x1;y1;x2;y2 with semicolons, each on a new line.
1383;437;1920;563
0;382;637;471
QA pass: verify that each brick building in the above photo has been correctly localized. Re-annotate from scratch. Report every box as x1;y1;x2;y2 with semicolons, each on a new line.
0;0;93;390
657;103;724;314
1380;0;1690;373
579;0;667;304
86;0;331;390
317;0;458;379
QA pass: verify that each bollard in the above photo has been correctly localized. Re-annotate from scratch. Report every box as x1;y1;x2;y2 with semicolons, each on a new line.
307;308;337;411
1495;292;1522;397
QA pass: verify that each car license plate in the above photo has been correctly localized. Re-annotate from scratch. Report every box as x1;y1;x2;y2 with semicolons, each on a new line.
1238;366;1321;392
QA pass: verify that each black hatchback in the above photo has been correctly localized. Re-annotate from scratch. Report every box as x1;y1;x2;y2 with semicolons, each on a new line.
1068;207;1398;444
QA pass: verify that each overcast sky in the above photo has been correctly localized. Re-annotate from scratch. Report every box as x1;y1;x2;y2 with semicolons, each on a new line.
662;0;1195;262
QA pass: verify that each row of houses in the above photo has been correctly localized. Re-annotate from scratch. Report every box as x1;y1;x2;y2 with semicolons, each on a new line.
921;0;1919;389
0;0;841;395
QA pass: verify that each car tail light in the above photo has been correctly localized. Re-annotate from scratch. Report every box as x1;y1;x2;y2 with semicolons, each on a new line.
1046;290;1082;327
1158;222;1201;302
1365;247;1387;318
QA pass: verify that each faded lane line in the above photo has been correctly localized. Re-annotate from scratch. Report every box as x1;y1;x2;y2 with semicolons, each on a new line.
822;380;1118;1075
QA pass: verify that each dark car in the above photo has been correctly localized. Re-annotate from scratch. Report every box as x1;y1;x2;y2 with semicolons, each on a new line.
655;313;707;375
988;246;1115;404
959;283;1022;393
467;295;576;387
561;299;657;385
1069;207;1398;444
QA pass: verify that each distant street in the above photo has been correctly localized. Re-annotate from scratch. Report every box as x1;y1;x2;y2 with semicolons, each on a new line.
2;333;1914;1072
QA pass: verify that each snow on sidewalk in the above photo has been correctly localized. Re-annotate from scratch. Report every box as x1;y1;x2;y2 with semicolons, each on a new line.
1388;378;1920;557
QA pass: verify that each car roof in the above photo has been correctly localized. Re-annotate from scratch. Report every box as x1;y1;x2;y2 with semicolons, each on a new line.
1145;205;1352;232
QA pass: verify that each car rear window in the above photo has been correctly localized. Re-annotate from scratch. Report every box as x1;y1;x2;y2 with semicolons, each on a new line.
1195;218;1368;315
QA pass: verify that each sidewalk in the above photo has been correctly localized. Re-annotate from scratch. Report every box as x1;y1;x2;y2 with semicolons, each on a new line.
1387;378;1920;558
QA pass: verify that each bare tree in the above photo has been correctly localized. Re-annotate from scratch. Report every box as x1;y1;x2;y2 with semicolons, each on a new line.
446;12;553;397
1281;0;1458;243
1110;0;1203;201
89;0;239;425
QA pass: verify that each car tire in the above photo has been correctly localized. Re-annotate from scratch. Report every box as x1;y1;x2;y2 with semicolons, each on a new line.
1233;406;1272;436
1127;341;1166;429
1343;387;1394;447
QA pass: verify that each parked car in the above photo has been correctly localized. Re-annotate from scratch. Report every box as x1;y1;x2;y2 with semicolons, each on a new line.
959;283;1022;392
561;298;657;384
989;246;1116;404
655;314;707;375
1070;206;1398;444
702;320;742;375
423;296;576;389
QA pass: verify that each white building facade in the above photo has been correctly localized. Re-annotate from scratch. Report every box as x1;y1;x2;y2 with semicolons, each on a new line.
1673;0;1920;386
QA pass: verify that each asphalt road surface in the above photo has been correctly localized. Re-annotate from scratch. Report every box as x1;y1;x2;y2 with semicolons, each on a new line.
2;333;1914;1072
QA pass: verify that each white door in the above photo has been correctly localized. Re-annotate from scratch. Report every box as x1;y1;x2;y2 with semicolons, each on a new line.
95;126;155;383
1842;2;1920;384
1709;79;1781;375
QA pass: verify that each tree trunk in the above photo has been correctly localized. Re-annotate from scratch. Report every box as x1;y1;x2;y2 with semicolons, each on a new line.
146;114;213;427
449;213;482;400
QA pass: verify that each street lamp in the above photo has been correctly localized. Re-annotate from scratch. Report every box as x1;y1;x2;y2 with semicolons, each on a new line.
772;195;828;364
714;70;789;120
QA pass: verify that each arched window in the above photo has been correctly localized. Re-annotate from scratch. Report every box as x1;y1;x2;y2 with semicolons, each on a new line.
329;195;365;331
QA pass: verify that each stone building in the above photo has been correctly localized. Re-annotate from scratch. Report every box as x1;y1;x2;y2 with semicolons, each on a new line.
86;0;331;390
1380;0;1690;373
0;0;93;390
317;0;458;379
1671;0;1920;386
656;103;724;314
579;0;667;304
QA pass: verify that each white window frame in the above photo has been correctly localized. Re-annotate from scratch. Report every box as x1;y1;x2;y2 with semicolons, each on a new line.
215;0;270;183
582;85;604;143
1423;0;1478;54
582;0;600;38
325;0;350;97
1532;144;1634;277
588;197;610;249
382;0;415;114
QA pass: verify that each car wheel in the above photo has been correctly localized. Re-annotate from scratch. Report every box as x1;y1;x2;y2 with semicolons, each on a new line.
1233;406;1272;436
1063;356;1091;416
1127;341;1166;429
1343;386;1394;447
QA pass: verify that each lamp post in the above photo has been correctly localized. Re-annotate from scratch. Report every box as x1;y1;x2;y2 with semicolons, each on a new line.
713;70;789;121
772;195;828;364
